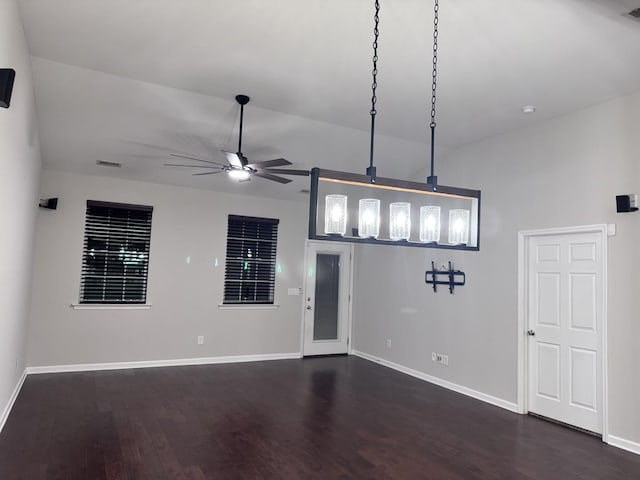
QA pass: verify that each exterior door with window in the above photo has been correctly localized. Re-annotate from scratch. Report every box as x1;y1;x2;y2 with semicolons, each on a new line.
527;231;604;434
303;241;352;356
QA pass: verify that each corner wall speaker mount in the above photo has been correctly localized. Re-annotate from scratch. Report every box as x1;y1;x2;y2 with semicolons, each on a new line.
616;194;638;213
0;69;16;108
39;198;58;210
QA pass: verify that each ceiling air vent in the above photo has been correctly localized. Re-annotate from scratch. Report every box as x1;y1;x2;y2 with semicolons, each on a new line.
96;160;122;168
629;7;640;18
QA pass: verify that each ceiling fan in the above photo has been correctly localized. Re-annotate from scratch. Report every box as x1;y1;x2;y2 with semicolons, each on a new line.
165;94;309;184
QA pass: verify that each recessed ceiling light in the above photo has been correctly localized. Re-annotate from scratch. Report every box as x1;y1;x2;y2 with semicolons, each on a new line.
522;105;536;114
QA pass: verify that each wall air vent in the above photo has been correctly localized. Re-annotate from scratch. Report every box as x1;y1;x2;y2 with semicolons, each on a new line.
96;160;122;168
629;7;640;18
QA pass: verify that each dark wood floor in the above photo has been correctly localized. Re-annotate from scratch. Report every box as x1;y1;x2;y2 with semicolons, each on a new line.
1;357;639;480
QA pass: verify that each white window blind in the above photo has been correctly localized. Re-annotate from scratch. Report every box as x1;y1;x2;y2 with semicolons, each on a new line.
223;215;279;304
80;201;153;304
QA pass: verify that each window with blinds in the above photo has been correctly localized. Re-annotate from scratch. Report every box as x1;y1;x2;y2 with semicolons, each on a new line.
223;215;279;304
80;201;153;304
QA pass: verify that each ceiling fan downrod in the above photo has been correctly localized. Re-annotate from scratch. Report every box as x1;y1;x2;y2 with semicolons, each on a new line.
235;94;250;163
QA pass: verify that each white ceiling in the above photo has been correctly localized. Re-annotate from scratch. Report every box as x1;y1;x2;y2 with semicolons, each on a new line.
17;0;640;200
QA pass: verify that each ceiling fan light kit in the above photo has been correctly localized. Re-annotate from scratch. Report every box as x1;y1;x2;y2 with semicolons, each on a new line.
308;0;481;251
228;168;251;181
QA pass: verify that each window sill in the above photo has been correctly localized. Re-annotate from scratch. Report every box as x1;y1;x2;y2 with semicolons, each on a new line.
70;304;152;310
218;304;280;310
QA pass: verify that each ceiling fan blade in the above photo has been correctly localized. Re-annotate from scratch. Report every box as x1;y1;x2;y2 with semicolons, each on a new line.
192;170;224;176
253;172;292;184
247;158;291;169
164;163;220;168
223;151;243;168
170;154;226;167
261;168;309;176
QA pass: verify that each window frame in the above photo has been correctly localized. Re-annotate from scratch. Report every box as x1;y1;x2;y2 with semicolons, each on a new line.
223;214;279;305
79;200;153;305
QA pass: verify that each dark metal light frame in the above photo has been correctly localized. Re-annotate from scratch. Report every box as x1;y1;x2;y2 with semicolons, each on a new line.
308;168;481;251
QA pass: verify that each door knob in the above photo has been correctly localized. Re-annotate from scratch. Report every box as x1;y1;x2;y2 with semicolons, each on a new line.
306;305;312;310
527;330;536;336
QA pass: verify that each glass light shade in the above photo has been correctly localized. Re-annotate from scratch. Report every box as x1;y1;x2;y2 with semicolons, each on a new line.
419;206;441;243
358;198;380;238
228;168;250;181
448;209;470;245
324;194;347;235
389;202;411;240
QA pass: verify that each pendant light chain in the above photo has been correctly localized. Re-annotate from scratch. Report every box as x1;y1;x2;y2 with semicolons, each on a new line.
427;0;439;189
371;0;380;118
367;0;381;183
430;0;439;127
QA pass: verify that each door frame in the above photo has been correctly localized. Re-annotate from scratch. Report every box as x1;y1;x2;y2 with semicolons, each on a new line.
517;224;608;441
300;240;355;356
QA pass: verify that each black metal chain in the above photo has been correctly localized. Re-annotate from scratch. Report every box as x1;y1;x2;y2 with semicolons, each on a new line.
371;0;379;117
430;0;439;128
427;0;439;189
368;0;380;182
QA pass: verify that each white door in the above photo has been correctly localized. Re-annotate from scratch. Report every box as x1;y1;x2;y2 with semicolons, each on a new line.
527;231;604;433
303;241;352;356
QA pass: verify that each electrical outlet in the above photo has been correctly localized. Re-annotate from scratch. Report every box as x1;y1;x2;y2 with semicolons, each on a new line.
386;339;392;348
197;335;204;345
436;353;443;363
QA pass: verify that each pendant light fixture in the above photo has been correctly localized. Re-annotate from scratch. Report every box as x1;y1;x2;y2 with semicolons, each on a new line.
307;0;481;251
359;0;382;238
424;0;470;244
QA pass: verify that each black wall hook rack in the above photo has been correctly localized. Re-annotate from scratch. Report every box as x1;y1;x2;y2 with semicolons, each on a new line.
425;261;466;294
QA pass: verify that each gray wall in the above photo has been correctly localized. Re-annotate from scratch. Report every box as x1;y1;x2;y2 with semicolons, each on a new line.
0;0;41;422
352;90;640;445
27;171;307;366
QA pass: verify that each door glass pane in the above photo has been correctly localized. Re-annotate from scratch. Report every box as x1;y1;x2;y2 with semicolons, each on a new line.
313;254;340;341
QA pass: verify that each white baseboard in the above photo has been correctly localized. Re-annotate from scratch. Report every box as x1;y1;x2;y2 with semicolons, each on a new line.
0;369;27;434
352;350;519;413
26;352;303;375
607;435;640;455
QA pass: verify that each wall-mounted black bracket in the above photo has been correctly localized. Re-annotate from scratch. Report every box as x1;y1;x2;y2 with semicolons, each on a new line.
425;261;466;294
